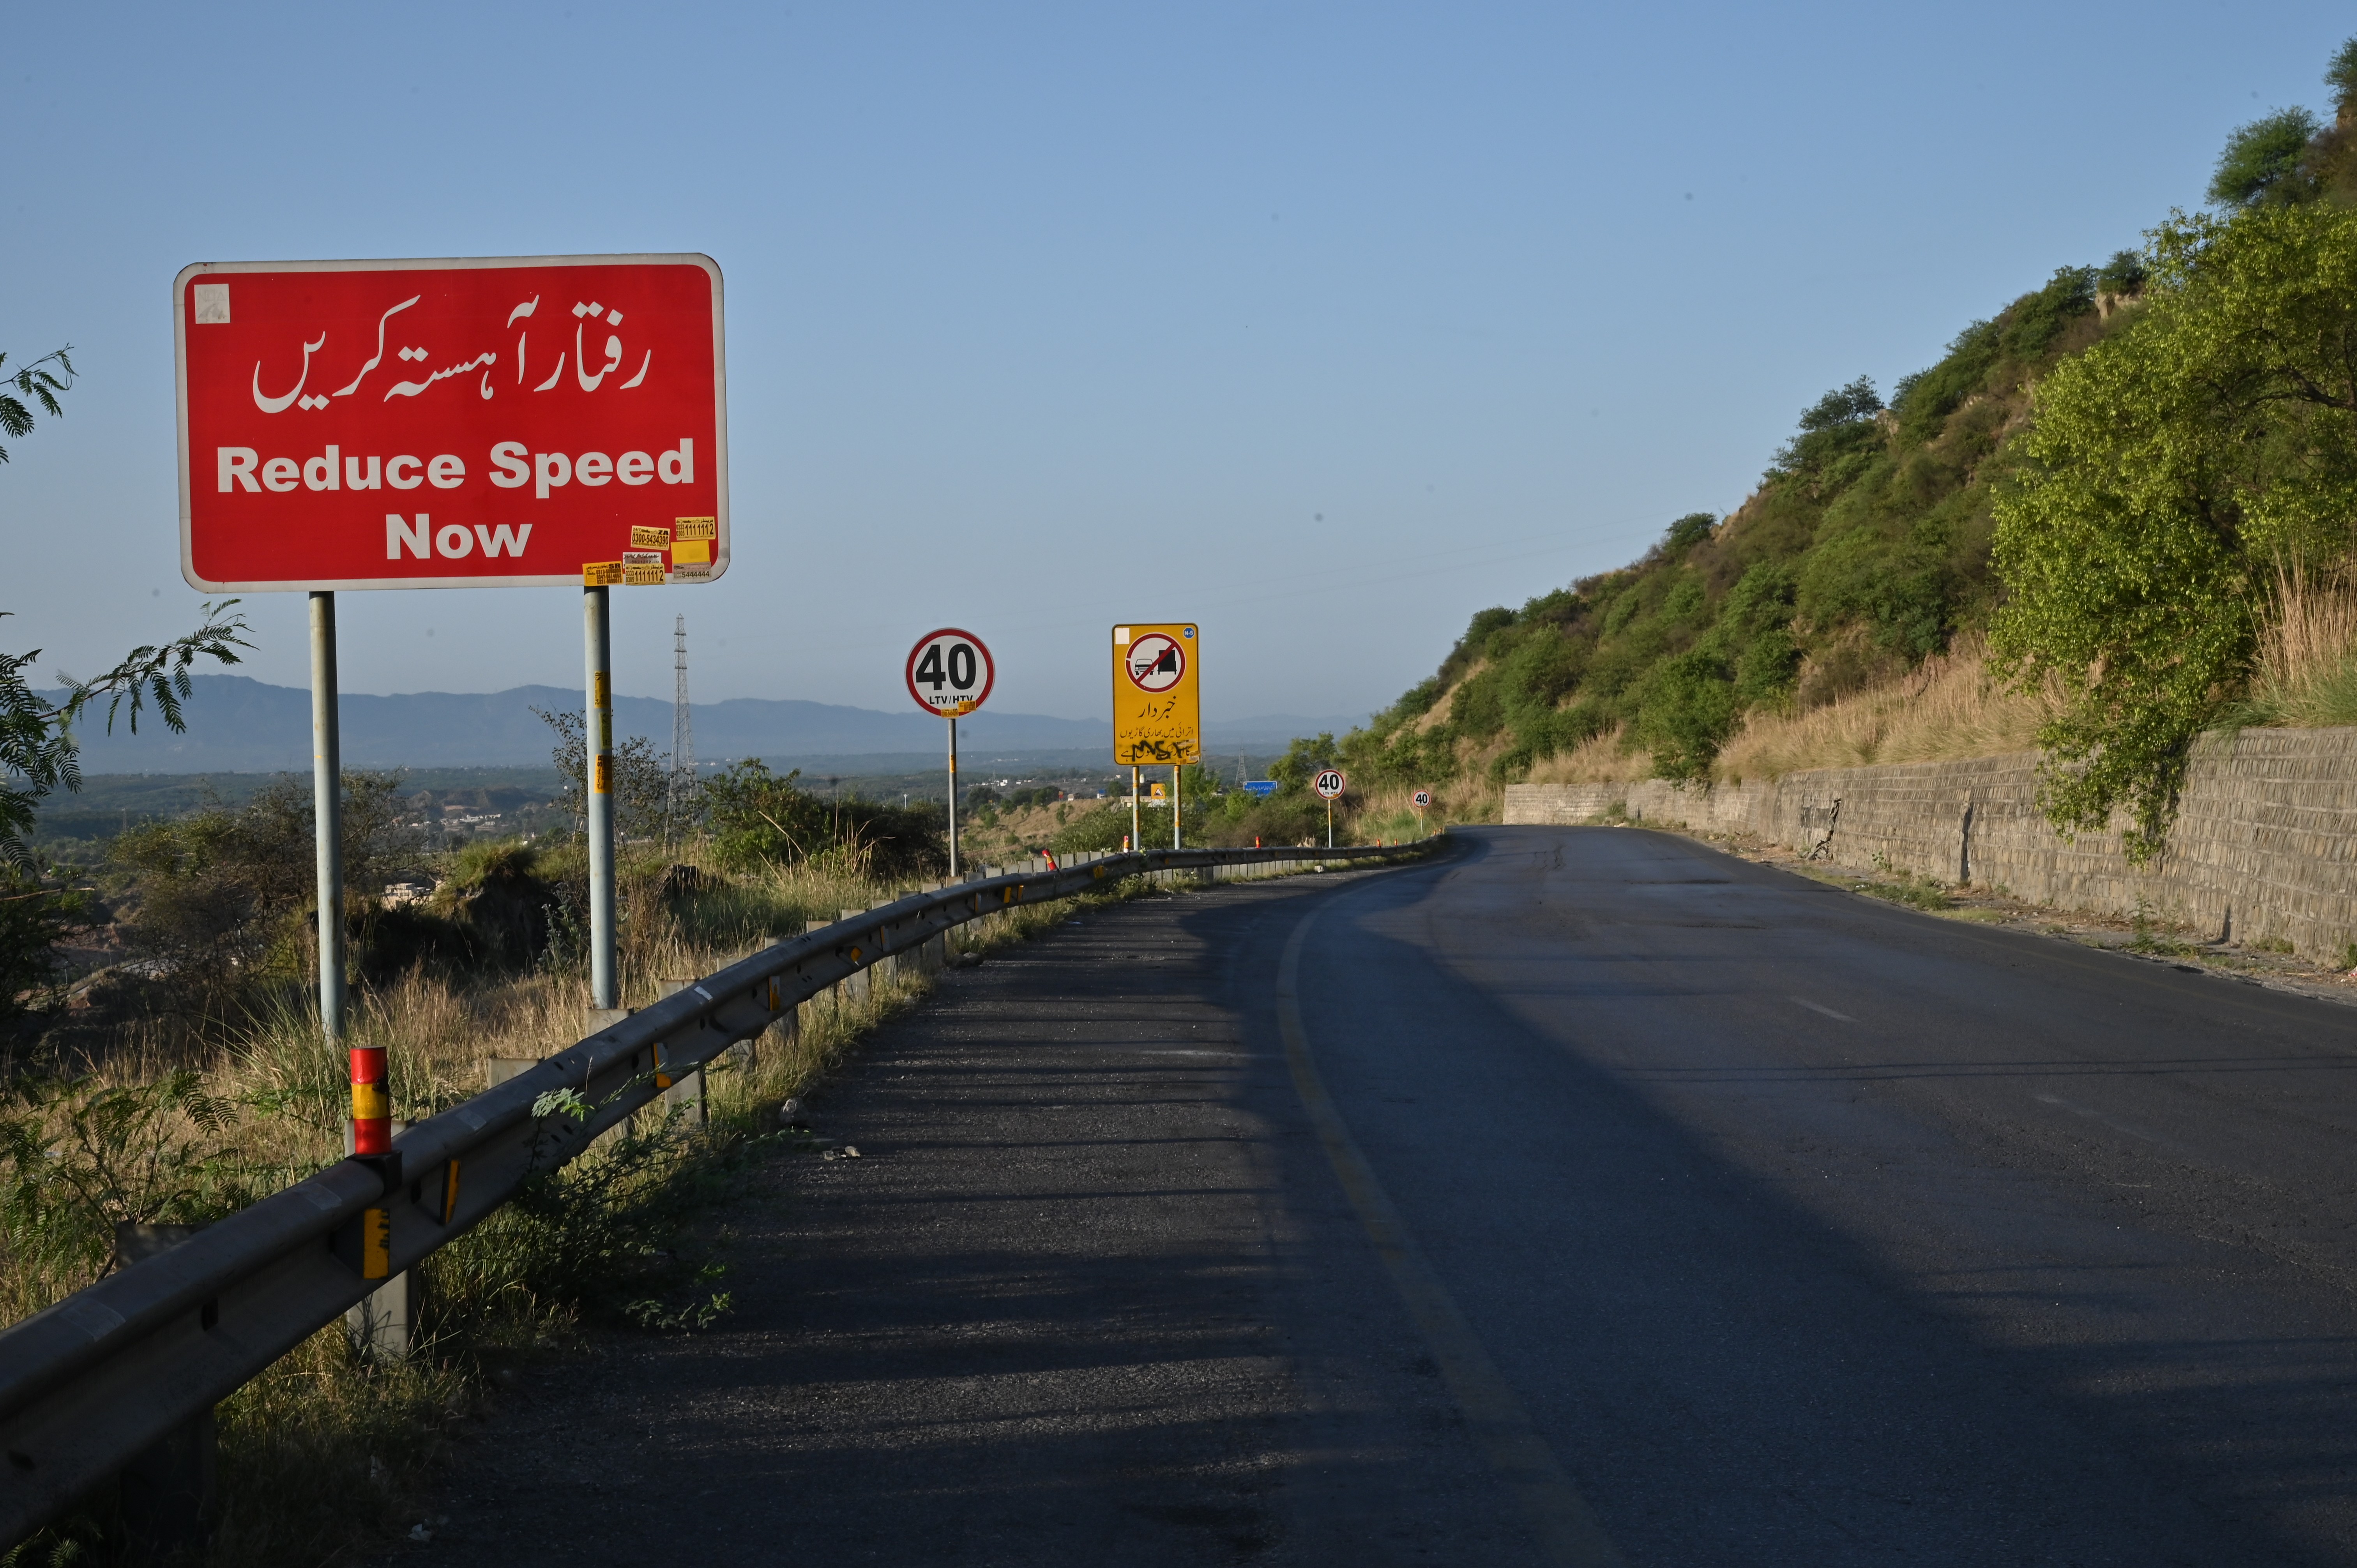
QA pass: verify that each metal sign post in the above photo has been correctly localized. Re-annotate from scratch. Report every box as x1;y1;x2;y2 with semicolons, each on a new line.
585;586;618;1009
1413;787;1432;835
905;628;994;878
1173;765;1182;850
1314;768;1347;850
310;592;349;1046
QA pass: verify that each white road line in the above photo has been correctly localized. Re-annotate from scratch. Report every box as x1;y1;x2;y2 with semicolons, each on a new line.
1792;997;1857;1022
1278;911;1625;1567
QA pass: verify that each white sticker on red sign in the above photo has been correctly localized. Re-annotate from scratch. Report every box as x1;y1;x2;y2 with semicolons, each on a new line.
1313;769;1346;800
1123;633;1186;692
174;253;726;592
906;628;995;717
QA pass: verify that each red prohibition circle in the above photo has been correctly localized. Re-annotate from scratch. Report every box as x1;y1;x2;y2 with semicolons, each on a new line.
905;627;996;717
1123;632;1186;692
1313;768;1347;800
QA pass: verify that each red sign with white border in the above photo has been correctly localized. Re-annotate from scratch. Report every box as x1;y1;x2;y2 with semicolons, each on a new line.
174;253;726;592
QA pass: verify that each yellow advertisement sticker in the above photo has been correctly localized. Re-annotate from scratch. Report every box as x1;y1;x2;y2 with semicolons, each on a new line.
582;561;624;586
622;563;667;586
672;539;711;564
631;524;674;549
674;516;718;542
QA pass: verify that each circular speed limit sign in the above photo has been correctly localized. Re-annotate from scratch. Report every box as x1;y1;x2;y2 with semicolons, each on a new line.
1123;631;1187;692
1412;789;1432;808
1313;768;1347;800
905;628;995;717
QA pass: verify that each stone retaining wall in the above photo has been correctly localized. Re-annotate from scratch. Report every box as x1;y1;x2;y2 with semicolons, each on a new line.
1502;727;2357;958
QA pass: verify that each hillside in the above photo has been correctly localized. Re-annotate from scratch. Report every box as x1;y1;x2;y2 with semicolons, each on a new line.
1330;261;2127;799
1310;36;2357;848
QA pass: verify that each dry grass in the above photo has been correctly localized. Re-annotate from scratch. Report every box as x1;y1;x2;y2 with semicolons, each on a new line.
0;839;1061;1566
1524;725;1649;785
2238;562;2357;729
1712;636;2053;782
1346;783;1466;842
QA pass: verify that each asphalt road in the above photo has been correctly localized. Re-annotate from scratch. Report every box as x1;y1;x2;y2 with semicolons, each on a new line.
396;826;2357;1566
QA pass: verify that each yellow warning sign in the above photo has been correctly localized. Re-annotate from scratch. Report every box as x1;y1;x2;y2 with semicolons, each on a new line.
1111;623;1200;766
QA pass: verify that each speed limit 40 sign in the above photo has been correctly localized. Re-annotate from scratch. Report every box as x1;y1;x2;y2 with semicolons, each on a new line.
1412;789;1432;808
1313;769;1347;800
906;628;994;717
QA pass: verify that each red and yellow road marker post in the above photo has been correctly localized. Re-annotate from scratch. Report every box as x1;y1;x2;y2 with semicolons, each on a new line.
350;1044;394;1278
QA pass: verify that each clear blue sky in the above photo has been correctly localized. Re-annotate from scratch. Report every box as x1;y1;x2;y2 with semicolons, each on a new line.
9;2;2348;732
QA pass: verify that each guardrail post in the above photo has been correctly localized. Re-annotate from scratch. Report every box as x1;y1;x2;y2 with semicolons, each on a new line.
868;903;900;987
916;893;947;973
838;912;872;1003
804;919;839;1006
113;1224;217;1559
341;1122;413;1362
763;934;804;1052
651;981;707;1127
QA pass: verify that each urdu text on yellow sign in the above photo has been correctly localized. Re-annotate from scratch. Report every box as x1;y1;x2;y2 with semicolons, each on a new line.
1111;623;1200;766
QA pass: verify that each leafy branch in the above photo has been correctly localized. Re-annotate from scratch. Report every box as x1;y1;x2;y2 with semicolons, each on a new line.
0;602;254;869
0;348;74;464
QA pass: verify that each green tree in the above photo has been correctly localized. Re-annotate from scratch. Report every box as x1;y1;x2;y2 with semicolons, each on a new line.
2327;36;2357;109
1991;203;2357;859
534;706;674;844
2208;108;2321;209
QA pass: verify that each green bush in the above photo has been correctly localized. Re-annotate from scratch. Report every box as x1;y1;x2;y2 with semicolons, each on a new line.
1993;201;2357;857
699;759;945;880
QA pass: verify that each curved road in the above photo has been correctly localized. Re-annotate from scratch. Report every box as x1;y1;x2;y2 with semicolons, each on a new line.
408;826;2357;1566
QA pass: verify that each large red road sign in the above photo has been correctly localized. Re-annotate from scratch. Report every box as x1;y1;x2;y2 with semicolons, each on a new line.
174;253;726;592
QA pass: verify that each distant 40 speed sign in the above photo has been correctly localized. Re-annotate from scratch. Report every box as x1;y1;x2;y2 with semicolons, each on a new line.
906;628;995;717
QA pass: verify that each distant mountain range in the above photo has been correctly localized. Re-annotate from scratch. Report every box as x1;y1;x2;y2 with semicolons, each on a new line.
49;676;1361;774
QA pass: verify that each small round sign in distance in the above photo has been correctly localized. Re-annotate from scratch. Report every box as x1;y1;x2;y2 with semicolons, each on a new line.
1313;768;1346;800
906;628;995;717
1123;631;1187;692
1412;788;1433;808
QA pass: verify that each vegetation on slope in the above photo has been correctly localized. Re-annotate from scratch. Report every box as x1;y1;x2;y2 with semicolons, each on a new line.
1334;261;2123;795
1317;36;2357;859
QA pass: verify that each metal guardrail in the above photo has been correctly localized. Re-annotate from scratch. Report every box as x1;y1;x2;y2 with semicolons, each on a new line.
0;837;1440;1547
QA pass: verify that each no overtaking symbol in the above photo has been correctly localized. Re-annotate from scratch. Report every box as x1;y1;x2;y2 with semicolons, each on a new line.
1125;632;1186;692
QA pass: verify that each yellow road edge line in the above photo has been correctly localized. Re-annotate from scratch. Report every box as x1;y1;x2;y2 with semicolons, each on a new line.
1277;909;1626;1568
